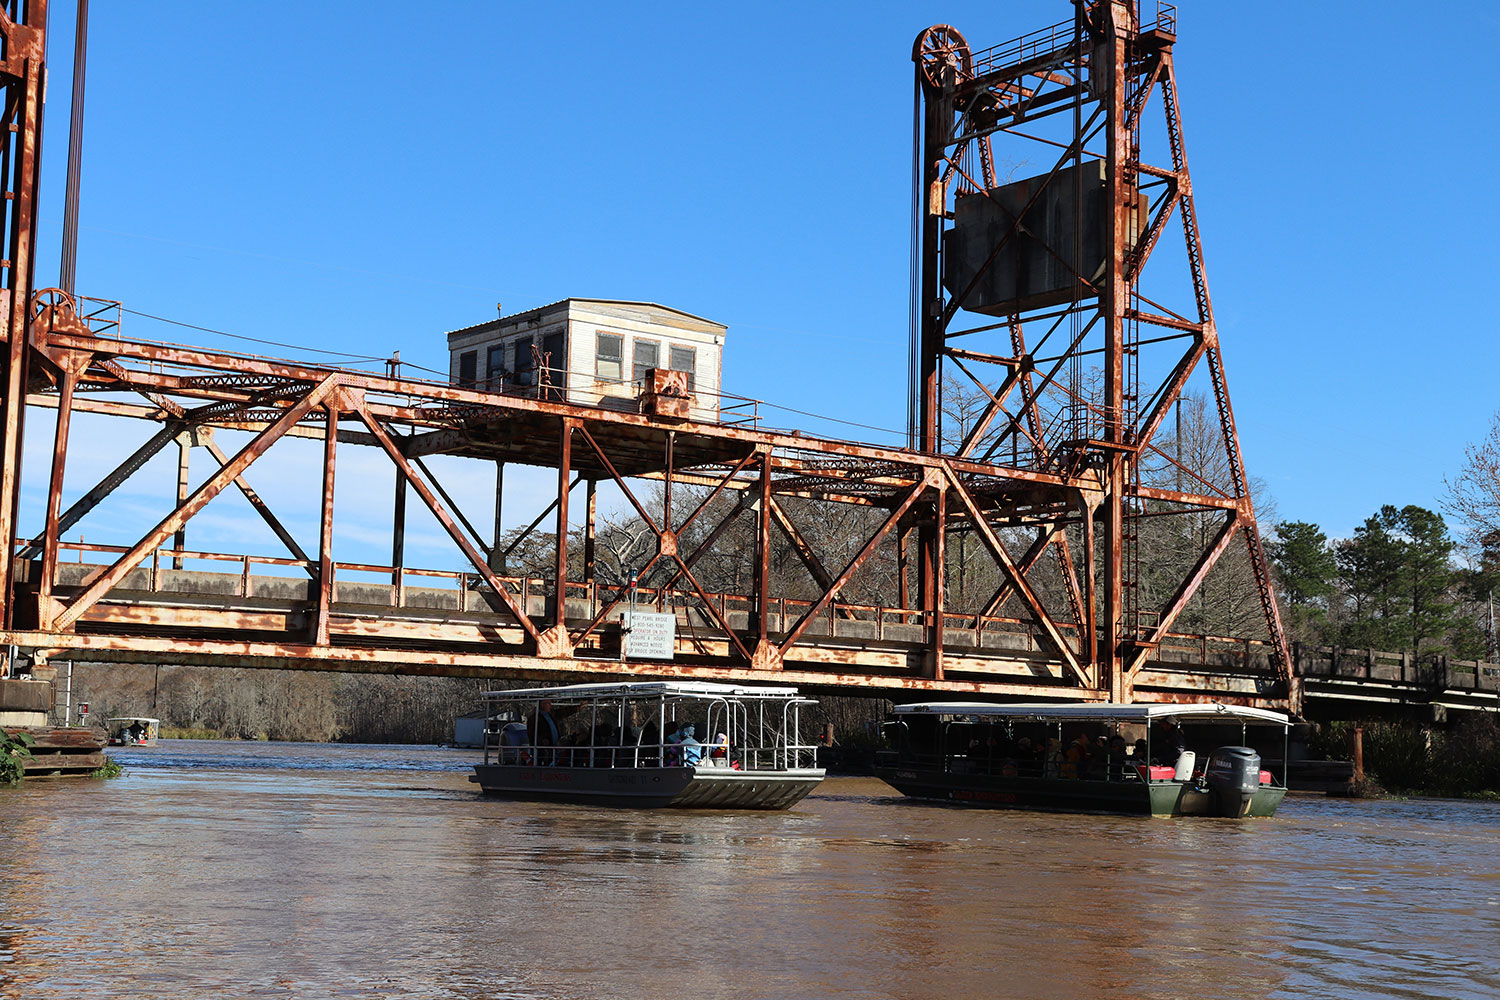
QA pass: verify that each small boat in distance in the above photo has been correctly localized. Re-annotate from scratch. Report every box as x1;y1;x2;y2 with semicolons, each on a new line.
874;702;1291;818
106;717;160;747
469;681;826;809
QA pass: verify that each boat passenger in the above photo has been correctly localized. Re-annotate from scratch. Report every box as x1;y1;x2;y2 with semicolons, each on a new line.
1150;717;1187;764
709;732;730;764
678;724;704;765
1061;731;1091;779
664;722;682;766
1106;734;1129;781
639;721;660;766
1042;737;1063;778
1012;736;1034;775
530;700;561;765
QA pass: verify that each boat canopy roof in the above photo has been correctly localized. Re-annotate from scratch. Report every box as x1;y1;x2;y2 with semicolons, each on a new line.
481;681;808;702
106;717;159;724
891;702;1291;726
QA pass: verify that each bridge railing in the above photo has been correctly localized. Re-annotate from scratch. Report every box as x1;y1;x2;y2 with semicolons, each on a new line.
76;539;1500;693
1295;643;1500;694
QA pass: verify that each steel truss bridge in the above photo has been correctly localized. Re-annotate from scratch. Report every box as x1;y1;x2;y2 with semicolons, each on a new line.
0;2;1302;712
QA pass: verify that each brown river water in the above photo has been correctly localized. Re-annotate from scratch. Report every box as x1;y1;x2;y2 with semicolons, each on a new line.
1;741;1497;999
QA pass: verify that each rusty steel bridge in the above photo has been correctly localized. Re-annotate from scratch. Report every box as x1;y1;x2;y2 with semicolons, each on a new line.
0;2;1307;712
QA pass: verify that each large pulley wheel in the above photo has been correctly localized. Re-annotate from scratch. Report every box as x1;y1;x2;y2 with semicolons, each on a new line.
913;25;971;89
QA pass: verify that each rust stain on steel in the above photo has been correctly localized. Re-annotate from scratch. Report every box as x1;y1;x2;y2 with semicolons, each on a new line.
54;376;340;632
0;1;1294;711
909;6;1295;709
349;394;542;646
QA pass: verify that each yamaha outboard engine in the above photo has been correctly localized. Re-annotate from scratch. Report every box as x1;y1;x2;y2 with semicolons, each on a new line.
1204;746;1261;818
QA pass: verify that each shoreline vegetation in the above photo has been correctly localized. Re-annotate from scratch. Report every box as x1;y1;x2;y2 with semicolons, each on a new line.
63;661;893;751
1311;717;1500;802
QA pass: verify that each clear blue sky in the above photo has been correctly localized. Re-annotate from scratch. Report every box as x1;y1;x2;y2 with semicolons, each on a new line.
30;0;1500;547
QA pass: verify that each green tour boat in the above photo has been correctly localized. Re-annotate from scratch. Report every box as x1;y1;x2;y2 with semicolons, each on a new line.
874;702;1291;818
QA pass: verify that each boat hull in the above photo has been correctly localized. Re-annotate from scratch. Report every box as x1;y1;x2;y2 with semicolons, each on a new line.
472;764;825;809
875;767;1286;818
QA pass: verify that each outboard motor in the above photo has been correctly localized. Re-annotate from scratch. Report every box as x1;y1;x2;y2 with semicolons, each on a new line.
1204;746;1261;818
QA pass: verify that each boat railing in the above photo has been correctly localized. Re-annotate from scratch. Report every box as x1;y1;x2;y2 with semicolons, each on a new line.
482;730;816;772
885;748;1154;782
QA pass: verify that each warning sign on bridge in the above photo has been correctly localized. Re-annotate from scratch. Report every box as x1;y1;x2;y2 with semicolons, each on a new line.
622;611;676;660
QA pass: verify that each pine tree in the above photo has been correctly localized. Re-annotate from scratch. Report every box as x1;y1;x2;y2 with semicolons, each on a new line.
1336;505;1454;654
1268;521;1336;607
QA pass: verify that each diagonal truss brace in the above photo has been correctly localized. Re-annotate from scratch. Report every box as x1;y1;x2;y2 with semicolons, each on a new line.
54;376;339;631
350;394;542;647
945;465;1090;686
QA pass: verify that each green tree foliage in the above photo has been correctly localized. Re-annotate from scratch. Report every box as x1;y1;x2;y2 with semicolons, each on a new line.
1313;717;1500;796
1269;522;1336;607
1268;521;1336;641
1336;505;1455;654
1;729;34;784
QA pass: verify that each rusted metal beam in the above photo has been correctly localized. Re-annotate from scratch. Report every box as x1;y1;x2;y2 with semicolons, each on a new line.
172;432;191;567
348;393;543;647
201;433;313;573
314;404;338;646
780;477;929;652
391;458;406;600
37;367;79;629
945;465;1089;686
754;452;774;651
767;496;856;620
552;418;573;633
930;484;946;680
1125;512;1239;677
54;375;340;632
1;627;1126;699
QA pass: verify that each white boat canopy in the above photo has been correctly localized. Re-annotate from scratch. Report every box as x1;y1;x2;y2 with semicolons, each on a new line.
106;717;160;725
481;681;808;702
891;702;1291;726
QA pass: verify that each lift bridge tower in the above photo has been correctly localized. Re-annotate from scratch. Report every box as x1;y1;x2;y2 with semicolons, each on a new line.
909;2;1296;706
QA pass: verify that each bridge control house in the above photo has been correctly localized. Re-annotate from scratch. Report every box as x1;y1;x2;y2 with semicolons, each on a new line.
446;299;727;423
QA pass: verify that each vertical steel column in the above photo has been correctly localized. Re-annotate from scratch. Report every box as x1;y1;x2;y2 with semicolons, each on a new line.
489;460;504;573
755;450;773;643
172;435;190;568
1101;2;1131;702
1080;494;1098;676
915;58;953;637
582;478;596;586
58;0;88;296
314;403;338;646
663;430;674;531
37;367;76;629
391;461;407;605
0;7;46;633
552;418;572;631
896;525;911;616
929;486;946;680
